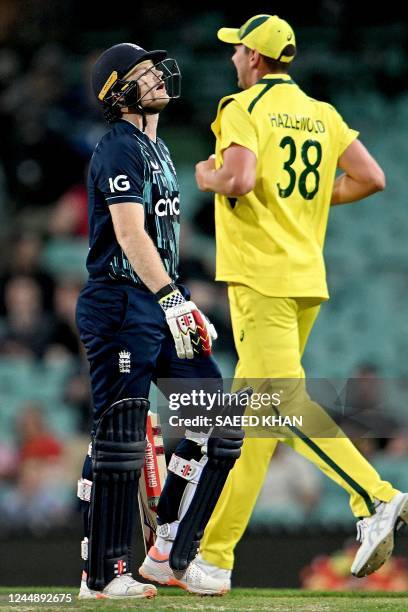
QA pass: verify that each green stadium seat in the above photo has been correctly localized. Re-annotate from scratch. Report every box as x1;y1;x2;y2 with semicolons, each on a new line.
41;238;88;278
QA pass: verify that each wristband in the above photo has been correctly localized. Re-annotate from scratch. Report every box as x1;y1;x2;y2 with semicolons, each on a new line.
155;282;178;301
156;283;186;311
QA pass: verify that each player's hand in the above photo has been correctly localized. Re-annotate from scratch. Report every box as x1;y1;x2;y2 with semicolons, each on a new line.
157;286;217;359
164;301;217;359
195;154;216;192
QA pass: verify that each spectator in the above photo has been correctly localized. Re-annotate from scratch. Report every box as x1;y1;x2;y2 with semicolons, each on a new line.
253;445;322;525
16;403;62;464
44;279;82;360
341;364;399;447
384;435;408;457
0;44;85;210
63;370;92;433
48;183;89;238
0;403;71;531
0;231;55;315
0;458;71;531
0;275;53;358
0;441;17;480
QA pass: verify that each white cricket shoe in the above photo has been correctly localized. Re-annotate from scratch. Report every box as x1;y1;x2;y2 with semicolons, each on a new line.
139;547;230;595
351;492;408;578
78;571;157;599
193;553;232;591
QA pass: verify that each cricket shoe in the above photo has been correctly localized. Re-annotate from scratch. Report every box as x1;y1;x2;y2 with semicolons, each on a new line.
139;547;230;595
193;553;232;591
78;571;157;599
351;491;408;577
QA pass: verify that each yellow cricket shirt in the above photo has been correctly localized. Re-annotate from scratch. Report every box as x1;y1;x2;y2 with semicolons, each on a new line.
212;74;358;300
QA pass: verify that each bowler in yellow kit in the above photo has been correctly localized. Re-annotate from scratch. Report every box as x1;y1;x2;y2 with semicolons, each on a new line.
194;13;408;589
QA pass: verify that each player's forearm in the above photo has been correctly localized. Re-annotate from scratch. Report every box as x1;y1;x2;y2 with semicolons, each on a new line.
331;173;385;206
118;231;172;292
200;166;252;197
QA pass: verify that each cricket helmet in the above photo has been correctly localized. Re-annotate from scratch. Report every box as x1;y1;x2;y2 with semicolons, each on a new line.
91;43;181;122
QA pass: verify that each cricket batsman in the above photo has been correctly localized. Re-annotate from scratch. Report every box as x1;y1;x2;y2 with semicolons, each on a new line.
194;14;408;590
75;42;245;599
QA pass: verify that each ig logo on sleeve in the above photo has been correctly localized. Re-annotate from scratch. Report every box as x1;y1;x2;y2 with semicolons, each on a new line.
108;175;130;192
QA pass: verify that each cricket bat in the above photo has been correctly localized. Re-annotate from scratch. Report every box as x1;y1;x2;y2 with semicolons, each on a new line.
138;411;167;553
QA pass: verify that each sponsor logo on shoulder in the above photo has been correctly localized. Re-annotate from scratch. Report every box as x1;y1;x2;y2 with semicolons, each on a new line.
108;175;130;192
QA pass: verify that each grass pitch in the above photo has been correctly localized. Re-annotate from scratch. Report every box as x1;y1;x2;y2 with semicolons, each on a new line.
1;587;408;611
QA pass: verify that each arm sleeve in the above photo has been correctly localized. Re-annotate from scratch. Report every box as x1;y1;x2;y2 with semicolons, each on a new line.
336;112;359;157
96;137;145;205
219;100;258;157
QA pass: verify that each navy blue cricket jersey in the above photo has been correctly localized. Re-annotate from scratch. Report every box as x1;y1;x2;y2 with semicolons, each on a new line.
86;119;180;286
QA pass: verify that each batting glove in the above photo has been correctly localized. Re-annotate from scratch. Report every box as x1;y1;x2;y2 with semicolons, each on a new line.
156;284;217;359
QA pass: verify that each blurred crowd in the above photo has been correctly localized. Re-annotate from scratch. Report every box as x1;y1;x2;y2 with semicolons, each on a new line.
0;403;73;532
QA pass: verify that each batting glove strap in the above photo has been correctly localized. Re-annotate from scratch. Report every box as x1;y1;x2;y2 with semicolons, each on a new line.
158;288;186;311
155;283;186;311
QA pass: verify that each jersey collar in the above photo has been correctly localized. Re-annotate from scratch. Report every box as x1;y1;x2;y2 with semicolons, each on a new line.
259;73;293;81
257;73;294;85
118;118;159;145
119;118;144;133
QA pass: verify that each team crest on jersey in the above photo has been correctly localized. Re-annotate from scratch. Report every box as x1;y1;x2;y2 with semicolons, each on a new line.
119;350;131;373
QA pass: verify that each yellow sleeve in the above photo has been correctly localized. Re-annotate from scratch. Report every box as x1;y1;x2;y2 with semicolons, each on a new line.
219;100;258;157
336;112;359;157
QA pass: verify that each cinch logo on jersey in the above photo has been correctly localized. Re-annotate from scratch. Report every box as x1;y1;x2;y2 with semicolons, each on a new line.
269;113;326;134
155;195;180;217
108;175;131;192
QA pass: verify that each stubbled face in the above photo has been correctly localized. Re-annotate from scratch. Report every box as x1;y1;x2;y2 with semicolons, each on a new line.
231;45;251;89
125;59;169;112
